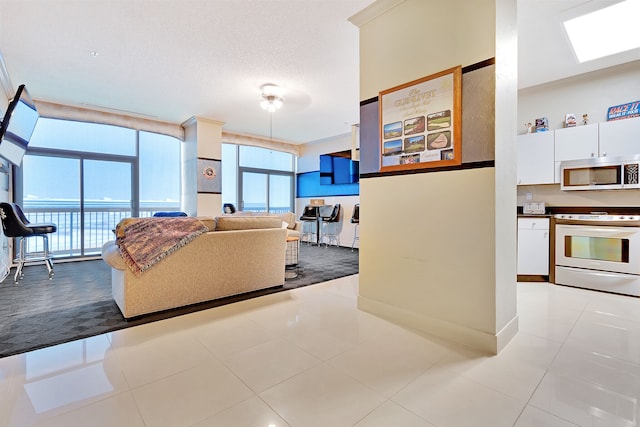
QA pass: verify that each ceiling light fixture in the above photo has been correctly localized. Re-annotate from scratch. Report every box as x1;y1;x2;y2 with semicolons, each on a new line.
563;0;640;63
260;84;285;112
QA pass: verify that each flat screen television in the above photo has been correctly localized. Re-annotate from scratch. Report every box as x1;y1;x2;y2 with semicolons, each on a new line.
0;84;39;166
319;153;359;185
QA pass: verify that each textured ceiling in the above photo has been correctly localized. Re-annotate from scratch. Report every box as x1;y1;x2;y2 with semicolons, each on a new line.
1;0;638;145
0;0;373;144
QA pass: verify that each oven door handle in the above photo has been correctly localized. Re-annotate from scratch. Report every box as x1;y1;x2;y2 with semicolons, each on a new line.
557;225;639;238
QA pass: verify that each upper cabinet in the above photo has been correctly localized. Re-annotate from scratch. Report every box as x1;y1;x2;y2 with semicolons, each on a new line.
598;116;640;158
517;117;640;185
554;123;599;183
517;131;555;185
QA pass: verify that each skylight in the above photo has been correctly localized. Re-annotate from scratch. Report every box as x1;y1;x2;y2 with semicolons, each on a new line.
563;0;640;63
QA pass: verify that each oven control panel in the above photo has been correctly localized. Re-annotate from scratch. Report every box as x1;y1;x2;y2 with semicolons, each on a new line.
555;214;640;222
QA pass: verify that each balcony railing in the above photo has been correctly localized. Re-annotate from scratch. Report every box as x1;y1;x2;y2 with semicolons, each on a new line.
20;204;293;258
22;206;179;258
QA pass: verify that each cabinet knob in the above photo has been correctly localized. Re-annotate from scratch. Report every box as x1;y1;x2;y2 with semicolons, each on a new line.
602;152;607;157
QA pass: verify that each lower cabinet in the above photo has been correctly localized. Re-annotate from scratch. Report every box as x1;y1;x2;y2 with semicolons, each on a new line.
517;217;550;276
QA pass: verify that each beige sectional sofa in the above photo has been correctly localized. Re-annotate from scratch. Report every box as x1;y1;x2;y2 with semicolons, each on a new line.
102;216;287;319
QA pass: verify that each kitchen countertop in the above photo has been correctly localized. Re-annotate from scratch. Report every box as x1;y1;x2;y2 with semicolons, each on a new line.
517;206;640;216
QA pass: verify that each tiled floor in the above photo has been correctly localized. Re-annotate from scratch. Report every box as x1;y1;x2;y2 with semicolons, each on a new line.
1;275;640;427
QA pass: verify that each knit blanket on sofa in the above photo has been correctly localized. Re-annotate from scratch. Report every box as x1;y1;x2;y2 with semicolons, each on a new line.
116;217;209;277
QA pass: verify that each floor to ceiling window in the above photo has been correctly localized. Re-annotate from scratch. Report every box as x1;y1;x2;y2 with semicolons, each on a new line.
222;143;295;214
16;118;181;258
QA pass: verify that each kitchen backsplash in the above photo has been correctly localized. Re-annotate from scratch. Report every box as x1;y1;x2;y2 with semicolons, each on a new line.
517;184;640;207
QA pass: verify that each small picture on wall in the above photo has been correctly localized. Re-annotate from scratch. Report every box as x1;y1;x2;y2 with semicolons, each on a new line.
197;157;222;194
383;139;403;156
404;116;425;136
383;122;403;139
400;153;421;164
403;135;425;153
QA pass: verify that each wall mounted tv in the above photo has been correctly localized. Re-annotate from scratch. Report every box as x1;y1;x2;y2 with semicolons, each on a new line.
0;84;39;167
320;150;359;185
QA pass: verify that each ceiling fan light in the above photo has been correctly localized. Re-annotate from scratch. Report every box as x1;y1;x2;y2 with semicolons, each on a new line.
260;94;284;112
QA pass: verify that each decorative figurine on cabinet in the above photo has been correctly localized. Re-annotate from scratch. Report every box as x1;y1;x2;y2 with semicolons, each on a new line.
525;122;533;134
582;114;589;125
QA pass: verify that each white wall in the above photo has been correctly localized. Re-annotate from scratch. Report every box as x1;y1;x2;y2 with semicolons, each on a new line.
517;59;640;207
518;60;640;133
298;133;352;173
297;132;360;248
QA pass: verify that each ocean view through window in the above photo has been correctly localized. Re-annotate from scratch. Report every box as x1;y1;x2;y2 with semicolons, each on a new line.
223;143;295;213
17;118;181;258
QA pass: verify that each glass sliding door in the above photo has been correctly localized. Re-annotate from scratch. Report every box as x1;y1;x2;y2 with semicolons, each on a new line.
240;171;268;213
20;118;181;260
269;173;293;213
20;154;134;257
21;155;81;257
83;159;133;255
239;169;293;214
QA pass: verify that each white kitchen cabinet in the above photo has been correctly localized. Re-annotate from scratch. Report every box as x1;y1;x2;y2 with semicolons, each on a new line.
599;116;640;158
517;131;555;185
517;217;549;276
554;123;599;182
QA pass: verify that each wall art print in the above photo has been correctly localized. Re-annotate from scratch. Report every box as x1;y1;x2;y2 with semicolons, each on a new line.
379;66;462;172
197;157;221;194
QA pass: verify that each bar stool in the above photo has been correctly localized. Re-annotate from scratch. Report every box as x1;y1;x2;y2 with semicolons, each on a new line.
350;204;359;251
299;205;319;245
0;202;57;282
321;204;341;247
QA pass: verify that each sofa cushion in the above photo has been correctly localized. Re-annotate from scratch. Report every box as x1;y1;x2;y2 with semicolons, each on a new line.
196;216;216;230
214;216;282;231
276;212;297;230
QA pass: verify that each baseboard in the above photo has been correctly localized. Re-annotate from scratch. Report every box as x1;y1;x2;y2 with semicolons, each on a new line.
358;295;518;355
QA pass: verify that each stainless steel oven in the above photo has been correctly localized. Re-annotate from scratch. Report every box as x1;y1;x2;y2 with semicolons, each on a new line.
555;213;640;296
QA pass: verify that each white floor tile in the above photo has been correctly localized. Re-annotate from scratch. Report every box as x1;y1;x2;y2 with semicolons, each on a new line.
131;357;254;427
192;396;292;427
194;315;283;359
568;310;640;364
430;332;561;403
4;276;640;427
392;364;524;427
551;338;640;399
29;392;145;427
327;332;440;398
353;400;436;427
223;337;322;392
106;332;214;389
260;363;385;427
514;405;579;427
529;371;640;427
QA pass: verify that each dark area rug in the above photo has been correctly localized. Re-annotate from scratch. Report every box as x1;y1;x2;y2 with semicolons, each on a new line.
0;244;358;358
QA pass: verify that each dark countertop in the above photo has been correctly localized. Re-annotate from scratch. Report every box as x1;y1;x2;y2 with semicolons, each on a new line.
517;206;640;216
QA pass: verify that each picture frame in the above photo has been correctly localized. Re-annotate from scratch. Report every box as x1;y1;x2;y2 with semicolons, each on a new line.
197;157;222;194
379;66;462;172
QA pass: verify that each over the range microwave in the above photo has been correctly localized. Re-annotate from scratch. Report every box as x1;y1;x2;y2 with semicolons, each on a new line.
560;155;640;191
